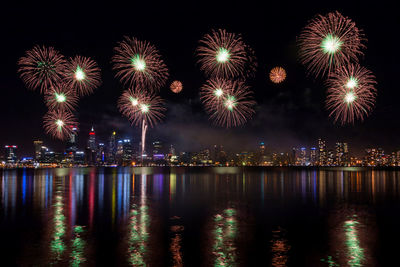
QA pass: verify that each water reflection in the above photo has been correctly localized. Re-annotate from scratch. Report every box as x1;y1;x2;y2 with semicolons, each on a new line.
1;168;399;265
127;174;149;266
270;228;290;267
212;208;238;266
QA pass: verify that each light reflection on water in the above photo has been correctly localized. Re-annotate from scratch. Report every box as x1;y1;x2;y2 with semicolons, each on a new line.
1;167;400;265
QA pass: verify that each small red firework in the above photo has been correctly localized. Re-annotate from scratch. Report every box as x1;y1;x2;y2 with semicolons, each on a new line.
269;67;287;83
200;78;256;127
64;56;101;96
298;11;365;77
112;37;169;91
18;45;67;94
44;83;79;111
196;29;249;79
326;64;377;124
170;80;183;93
118;87;166;127
43;109;78;140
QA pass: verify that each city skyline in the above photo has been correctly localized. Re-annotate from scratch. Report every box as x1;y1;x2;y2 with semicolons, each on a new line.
1;2;400;157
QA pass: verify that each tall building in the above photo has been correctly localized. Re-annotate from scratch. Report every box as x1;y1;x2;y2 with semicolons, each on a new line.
107;131;117;164
66;126;78;163
335;142;344;165
97;143;105;165
318;138;327;166
33;140;43;160
4;145;17;163
86;127;97;165
300;147;306;166
152;141;163;155
122;139;133;164
310;147;317;165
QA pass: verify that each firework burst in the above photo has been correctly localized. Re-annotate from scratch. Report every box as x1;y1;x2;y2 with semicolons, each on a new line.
298;11;365;77
112;37;169;91
170;80;183;93
44;83;79;111
118;88;165;127
269;67;287;83
18;45;67;94
326;64;377;124
200;78;256;127
64;56;101;96
43;109;77;140
196;29;251;79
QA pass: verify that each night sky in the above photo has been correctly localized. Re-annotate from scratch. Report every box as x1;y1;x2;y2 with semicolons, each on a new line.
0;1;399;157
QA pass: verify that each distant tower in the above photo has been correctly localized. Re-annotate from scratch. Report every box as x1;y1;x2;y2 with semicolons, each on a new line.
66;125;78;162
310;147;317;165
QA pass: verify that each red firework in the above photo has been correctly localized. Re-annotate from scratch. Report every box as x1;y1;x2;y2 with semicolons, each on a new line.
270;67;287;83
18;45;67;94
43;109;77;140
200;78;256;127
112;37;169;91
326;64;377;124
298;11;365;77
44;83;79;112
64;56;102;96
118;87;165;127
196;29;251;79
170;80;183;93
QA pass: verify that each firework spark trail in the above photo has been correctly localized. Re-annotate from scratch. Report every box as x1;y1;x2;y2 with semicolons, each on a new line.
44;84;79;112
298;11;365;77
200;78;256;127
64;56;102;96
43;109;78;140
112;37;169;91
18;45;67;94
196;29;251;79
326;64;377;124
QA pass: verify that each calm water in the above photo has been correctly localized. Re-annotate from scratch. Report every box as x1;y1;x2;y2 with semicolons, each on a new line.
1;167;400;266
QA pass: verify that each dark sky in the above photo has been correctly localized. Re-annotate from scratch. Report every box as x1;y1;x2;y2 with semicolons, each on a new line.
0;1;399;157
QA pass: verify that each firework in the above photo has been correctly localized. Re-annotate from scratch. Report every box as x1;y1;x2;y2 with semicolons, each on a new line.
18;45;67;94
170;80;183;93
196;29;250;79
200;78;256;127
326;64;377;124
64;56;101;96
269;67;287;83
43;109;77;140
118;88;165;128
298;11;365;77
44;83;79;111
112;37;169;91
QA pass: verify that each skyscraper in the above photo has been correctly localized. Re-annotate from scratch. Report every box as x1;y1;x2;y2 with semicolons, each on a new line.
318;138;327;166
33;140;43;161
86;126;97;165
65;125;78;163
4;145;17;164
310;147;317;165
107;131;117;164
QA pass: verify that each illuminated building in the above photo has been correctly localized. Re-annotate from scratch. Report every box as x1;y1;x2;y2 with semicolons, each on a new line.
300;147;306;166
86;126;97;165
310;147;317;165
122;139;133;165
33;140;43;160
318;138;327;166
96;143;105;165
4;145;17;164
327;149;334;166
107;131;117;164
65;126;78;163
